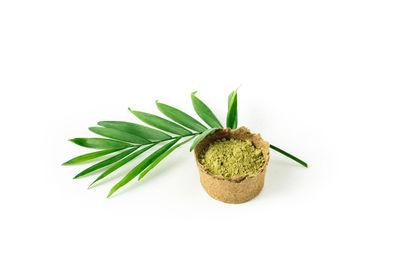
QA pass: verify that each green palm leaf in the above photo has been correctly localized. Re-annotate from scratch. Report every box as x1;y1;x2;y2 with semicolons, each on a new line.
62;148;122;165
74;147;139;179
89;127;150;144
129;108;192;135
69;138;132;149
107;139;180;197
156;100;207;132
88;144;155;188
139;136;195;180
64;90;308;198
190;128;218;152
226;89;238;129
191;91;223;128
98;121;171;140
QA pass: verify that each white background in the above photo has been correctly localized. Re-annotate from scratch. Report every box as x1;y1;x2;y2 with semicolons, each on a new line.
1;1;399;266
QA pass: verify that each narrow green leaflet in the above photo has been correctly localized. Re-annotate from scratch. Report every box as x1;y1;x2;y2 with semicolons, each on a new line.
107;139;179;197
74;147;139;179
89;127;150;144
88;144;155;188
129;108;192;135
98;121;171;140
156;101;207;132
226;90;238;129
139;136;195;180
69;138;132;149
270;144;308;168
191;91;223;128
62;148;122;165
190;128;217;152
228;90;235;105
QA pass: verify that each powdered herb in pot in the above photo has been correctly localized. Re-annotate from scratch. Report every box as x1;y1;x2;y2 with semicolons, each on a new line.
199;138;265;177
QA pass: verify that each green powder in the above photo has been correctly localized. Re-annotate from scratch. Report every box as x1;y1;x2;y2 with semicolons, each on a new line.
199;138;265;178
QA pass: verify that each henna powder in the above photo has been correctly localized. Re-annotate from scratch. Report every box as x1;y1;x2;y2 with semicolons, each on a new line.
199;138;265;178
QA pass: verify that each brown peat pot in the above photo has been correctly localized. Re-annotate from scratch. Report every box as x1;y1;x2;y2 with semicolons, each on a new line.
194;126;270;204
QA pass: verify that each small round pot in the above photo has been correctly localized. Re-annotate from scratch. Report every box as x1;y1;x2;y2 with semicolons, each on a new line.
194;126;270;204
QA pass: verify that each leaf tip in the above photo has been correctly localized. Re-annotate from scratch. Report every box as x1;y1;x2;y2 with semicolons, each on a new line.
191;91;198;97
88;126;97;132
73;170;86;179
128;107;137;115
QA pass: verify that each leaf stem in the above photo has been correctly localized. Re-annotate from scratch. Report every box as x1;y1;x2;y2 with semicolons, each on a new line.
269;144;308;168
147;132;201;144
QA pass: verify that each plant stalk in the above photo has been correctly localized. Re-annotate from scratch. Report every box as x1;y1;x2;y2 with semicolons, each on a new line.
269;144;308;168
147;132;201;145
